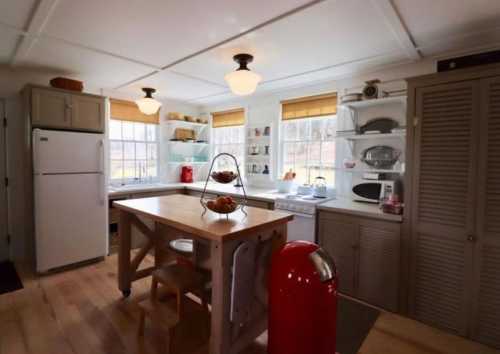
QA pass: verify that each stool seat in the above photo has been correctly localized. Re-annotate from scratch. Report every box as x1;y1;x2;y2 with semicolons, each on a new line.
153;264;204;292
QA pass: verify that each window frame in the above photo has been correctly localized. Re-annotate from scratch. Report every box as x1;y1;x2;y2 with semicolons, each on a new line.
108;119;160;185
278;114;337;186
211;125;246;176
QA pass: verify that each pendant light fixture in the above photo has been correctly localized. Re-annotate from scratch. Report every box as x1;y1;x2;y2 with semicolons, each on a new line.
135;87;162;115
224;54;262;96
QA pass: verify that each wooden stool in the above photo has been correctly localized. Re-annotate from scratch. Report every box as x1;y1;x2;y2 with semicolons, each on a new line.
151;263;209;316
137;298;179;353
138;264;210;353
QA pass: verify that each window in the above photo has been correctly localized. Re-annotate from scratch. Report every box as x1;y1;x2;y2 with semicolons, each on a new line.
280;116;337;185
213;125;245;173
109;119;159;185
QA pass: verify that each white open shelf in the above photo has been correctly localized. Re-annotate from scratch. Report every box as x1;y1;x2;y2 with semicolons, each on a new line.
168;161;209;165
334;167;404;174
339;96;406;109
166;120;209;128
338;130;406;140
169;141;209;147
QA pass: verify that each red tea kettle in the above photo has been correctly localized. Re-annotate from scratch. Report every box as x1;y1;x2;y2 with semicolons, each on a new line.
181;165;193;183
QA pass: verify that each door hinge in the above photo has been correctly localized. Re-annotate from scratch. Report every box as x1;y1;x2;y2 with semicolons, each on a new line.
6;234;10;245
3;117;6;128
4;177;8;187
413;116;419;127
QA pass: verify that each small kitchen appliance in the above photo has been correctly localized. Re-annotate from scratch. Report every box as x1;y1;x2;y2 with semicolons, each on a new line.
352;179;395;203
180;165;193;183
313;176;328;198
269;241;338;354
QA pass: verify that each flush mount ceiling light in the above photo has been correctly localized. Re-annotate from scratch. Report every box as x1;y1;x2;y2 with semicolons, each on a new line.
135;87;162;115
224;54;262;96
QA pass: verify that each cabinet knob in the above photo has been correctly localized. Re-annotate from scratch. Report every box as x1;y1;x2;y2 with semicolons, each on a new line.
467;234;477;242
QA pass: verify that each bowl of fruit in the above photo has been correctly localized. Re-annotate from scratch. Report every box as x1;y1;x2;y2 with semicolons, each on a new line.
210;170;238;184
203;196;239;215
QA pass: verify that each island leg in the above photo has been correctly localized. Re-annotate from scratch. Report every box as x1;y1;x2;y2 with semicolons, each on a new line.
210;239;234;354
118;210;132;297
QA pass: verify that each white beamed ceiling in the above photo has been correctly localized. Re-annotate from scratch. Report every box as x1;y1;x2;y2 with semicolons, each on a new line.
393;0;500;54
1;0;500;103
0;0;37;28
42;0;310;68
168;0;402;97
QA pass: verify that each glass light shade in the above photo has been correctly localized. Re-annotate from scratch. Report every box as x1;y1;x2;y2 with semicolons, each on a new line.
224;69;262;96
135;97;162;115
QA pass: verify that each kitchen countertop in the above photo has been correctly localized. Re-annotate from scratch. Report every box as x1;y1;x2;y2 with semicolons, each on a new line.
108;181;288;202
108;183;186;197
109;183;403;222
318;197;403;222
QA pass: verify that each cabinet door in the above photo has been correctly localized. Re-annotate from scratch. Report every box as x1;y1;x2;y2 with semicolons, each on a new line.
471;77;500;348
358;224;400;311
31;88;71;128
409;81;479;335
71;94;105;132
318;214;357;295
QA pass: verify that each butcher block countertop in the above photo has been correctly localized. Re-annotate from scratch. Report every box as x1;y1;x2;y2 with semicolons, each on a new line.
113;194;293;241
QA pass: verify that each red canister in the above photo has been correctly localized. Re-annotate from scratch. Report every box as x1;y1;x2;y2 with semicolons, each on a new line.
180;165;193;183
268;241;338;354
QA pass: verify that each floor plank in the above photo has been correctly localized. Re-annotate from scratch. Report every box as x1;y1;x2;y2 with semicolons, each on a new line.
0;254;497;354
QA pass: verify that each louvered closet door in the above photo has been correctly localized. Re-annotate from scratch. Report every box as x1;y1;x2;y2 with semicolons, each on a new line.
471;76;500;348
410;81;480;335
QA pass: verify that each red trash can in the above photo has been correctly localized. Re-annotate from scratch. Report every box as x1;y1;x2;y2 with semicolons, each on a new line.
268;241;338;354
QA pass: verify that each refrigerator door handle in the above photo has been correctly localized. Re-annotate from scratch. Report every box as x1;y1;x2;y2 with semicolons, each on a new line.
33;129;41;175
98;139;105;205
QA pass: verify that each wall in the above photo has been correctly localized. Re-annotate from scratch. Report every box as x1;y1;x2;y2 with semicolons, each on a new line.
4;95;32;263
199;58;437;191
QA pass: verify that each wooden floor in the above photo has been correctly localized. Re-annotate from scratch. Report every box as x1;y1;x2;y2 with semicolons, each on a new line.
0;254;498;354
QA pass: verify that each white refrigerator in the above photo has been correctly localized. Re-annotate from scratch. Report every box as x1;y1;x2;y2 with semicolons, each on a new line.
33;129;108;272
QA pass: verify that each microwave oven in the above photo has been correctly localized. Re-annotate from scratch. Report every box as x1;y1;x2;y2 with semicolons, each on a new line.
352;180;395;203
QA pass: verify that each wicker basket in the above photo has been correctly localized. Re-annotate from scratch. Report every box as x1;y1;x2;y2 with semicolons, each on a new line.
50;77;83;92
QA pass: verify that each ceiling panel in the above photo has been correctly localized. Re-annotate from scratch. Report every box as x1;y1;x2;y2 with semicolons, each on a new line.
393;0;500;47
0;0;36;28
20;37;154;89
191;52;410;105
0;27;22;64
43;0;312;67
417;27;500;57
171;0;403;88
118;70;227;102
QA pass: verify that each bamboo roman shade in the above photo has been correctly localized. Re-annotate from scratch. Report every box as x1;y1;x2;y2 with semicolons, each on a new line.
211;108;245;128
110;98;159;124
281;93;337;120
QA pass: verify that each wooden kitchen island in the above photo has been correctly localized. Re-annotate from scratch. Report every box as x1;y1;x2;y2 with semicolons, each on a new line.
113;194;293;354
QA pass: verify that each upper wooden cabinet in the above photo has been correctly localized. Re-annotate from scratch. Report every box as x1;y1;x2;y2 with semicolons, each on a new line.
31;88;71;129
29;86;105;133
71;94;105;132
